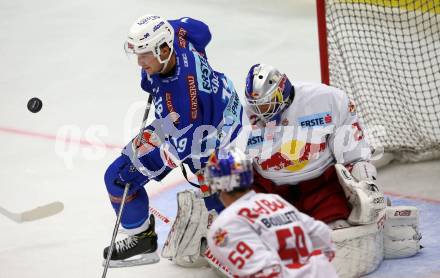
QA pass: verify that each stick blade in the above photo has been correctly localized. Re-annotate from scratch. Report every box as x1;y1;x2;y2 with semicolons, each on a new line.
20;202;64;222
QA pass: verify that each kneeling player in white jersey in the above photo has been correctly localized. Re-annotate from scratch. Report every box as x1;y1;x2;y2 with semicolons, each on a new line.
244;63;377;227
205;146;338;278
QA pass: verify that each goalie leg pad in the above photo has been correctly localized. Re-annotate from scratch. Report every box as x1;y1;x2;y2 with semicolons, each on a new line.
384;206;422;259
331;217;385;278
161;190;218;268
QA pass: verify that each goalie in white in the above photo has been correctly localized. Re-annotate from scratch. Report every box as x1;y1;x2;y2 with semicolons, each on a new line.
242;63;422;277
243;63;378;227
204;146;338;278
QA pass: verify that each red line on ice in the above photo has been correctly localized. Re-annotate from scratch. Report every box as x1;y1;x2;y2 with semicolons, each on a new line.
384;191;440;204
0;125;190;194
4;126;439;204
0;126;122;150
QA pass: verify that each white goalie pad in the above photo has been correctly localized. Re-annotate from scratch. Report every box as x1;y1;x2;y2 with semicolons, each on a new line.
331;214;386;278
335;164;386;225
161;190;218;268
384;206;422;259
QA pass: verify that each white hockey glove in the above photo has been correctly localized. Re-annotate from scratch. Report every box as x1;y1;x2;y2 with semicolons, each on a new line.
335;164;386;225
161;190;218;268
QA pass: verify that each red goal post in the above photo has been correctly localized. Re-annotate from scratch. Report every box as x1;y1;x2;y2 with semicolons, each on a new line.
316;0;440;162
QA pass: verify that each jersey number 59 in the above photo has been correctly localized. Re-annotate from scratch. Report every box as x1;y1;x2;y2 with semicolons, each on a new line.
227;241;254;270
276;226;310;269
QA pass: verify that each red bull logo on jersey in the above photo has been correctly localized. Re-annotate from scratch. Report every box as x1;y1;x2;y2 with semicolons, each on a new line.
213;228;228;247
349;99;356;115
256;140;326;172
298;112;332;128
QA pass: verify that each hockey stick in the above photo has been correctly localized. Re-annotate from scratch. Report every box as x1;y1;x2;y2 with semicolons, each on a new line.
0;201;64;223
102;94;153;278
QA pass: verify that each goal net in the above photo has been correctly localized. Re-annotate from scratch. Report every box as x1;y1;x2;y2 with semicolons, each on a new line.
316;0;440;162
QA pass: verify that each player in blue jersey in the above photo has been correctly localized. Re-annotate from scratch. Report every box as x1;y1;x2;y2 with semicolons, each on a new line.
102;15;243;267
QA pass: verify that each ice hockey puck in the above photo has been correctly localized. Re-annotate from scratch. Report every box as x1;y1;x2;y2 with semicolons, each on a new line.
27;97;43;113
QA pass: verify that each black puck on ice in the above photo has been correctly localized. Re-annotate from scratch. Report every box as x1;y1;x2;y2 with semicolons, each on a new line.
27;97;43;113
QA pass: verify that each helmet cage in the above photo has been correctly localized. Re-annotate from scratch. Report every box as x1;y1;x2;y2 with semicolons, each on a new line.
246;73;290;122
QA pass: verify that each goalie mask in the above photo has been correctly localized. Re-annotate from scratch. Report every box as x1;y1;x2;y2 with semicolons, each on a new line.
204;147;253;193
245;63;294;122
124;15;174;69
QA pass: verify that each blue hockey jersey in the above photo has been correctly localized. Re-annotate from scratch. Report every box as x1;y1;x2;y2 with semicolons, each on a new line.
123;17;243;181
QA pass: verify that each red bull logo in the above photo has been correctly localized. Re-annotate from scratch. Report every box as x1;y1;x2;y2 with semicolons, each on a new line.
258;152;293;170
213;228;228;247
257;141;326;171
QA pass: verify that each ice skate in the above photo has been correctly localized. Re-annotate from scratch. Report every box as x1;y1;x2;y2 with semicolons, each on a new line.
102;215;160;267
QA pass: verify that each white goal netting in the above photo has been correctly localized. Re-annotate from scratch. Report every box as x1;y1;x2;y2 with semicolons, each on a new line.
319;0;440;162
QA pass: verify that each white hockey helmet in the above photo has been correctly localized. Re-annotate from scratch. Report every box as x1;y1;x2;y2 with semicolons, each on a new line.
204;146;253;193
124;15;174;65
245;64;294;122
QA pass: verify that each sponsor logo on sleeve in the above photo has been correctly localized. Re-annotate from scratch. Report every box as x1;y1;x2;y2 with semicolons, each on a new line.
178;27;187;48
165;92;180;124
194;55;213;94
298;112;332;128
182;53;189;67
187;75;198;120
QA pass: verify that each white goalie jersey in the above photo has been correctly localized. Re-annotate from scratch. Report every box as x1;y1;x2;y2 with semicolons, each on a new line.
246;82;372;185
207;191;338;278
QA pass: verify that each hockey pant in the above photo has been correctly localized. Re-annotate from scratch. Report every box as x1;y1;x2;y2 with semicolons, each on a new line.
252;166;350;223
104;154;224;230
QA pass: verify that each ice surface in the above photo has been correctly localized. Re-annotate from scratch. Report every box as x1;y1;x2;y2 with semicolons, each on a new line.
0;0;439;277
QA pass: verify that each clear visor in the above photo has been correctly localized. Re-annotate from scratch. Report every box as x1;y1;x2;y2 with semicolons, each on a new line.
124;42;158;68
124;41;153;55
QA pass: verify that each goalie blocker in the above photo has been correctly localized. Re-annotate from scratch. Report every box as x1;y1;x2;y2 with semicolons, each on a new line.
331;164;422;278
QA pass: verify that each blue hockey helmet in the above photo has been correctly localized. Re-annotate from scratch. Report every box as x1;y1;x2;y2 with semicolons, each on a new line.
204;146;253;192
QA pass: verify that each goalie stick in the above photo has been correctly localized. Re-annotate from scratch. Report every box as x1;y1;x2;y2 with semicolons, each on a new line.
0;201;64;223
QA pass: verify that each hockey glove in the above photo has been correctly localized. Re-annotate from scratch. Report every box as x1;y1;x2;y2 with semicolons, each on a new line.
114;157;146;188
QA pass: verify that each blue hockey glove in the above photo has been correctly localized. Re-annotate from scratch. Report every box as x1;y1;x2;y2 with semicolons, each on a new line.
114;159;147;188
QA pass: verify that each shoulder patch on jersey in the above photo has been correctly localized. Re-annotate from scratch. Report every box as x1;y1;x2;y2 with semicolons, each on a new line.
212;228;228;247
298;112;332;128
349;99;356;115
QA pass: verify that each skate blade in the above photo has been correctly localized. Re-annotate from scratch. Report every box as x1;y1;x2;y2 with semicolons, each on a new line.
103;252;160;268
